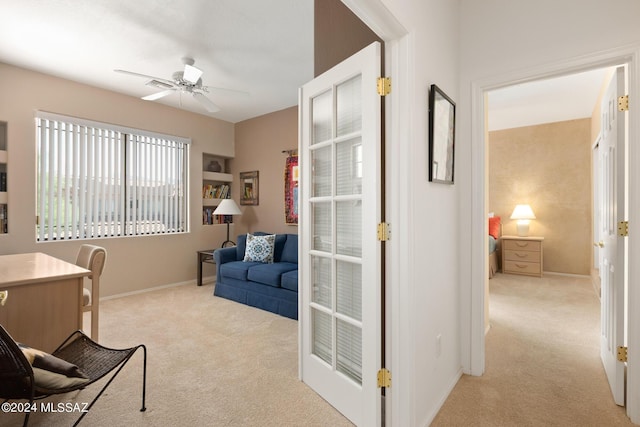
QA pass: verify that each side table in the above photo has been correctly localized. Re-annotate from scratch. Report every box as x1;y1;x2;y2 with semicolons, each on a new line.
197;249;216;286
502;235;544;277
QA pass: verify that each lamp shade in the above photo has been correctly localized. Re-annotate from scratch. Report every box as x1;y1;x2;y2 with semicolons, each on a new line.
213;199;242;216
510;204;536;220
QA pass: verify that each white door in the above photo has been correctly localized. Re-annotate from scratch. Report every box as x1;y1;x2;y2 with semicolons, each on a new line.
599;66;627;406
299;42;382;426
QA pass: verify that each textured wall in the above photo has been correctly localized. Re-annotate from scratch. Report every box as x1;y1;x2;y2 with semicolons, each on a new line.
232;106;298;236
489;119;592;275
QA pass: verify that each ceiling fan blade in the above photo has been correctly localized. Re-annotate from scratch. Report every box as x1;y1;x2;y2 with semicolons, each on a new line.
183;64;203;84
203;85;250;97
192;92;220;113
114;69;175;86
142;89;176;101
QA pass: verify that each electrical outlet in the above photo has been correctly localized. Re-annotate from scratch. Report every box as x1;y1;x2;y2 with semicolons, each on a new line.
436;334;442;357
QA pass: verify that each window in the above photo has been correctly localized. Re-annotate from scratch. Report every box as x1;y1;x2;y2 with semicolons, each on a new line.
36;112;190;241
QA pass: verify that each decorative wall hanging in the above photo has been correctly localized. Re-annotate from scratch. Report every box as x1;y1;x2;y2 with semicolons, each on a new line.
239;171;259;205
284;155;298;225
428;84;456;184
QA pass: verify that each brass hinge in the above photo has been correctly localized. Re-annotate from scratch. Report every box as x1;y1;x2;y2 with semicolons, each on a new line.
377;77;391;96
618;95;629;112
618;346;628;362
618;221;629;237
377;222;390;241
377;368;391;388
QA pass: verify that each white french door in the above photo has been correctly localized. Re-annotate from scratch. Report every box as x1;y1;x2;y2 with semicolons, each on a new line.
299;42;382;426
599;66;627;406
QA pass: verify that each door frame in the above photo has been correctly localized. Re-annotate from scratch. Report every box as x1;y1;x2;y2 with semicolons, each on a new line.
466;45;640;422
323;1;411;425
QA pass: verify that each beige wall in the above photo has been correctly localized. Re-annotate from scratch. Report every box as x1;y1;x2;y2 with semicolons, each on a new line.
231;106;298;236
0;62;235;296
489;119;592;275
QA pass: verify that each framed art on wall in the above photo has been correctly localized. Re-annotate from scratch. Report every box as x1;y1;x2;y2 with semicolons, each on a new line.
428;84;456;184
284;155;298;225
240;171;259;205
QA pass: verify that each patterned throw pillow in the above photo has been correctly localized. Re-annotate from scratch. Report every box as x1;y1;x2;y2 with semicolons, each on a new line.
243;233;276;263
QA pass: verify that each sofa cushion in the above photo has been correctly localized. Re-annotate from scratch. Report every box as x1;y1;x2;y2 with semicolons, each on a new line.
236;232;269;260
247;262;297;287
281;269;298;292
272;234;288;262
220;261;262;281
280;234;298;264
244;234;276;263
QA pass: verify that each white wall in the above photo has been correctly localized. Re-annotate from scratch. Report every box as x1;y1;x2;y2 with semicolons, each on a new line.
0;62;235;297
457;0;640;422
355;0;462;425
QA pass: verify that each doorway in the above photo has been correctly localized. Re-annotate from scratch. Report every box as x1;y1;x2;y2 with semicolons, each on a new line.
486;67;612;282
476;59;624;414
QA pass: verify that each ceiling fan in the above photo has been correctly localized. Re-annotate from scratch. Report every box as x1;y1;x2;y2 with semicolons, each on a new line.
115;57;241;113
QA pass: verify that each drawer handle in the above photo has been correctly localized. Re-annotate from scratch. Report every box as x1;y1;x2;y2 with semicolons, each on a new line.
515;264;529;269
515;242;529;248
515;253;528;258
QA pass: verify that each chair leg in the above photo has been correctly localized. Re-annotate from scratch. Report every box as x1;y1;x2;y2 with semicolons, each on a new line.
71;344;147;426
90;307;99;342
140;344;147;412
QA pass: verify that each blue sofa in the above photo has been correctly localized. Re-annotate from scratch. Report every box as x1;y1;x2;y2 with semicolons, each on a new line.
213;233;298;320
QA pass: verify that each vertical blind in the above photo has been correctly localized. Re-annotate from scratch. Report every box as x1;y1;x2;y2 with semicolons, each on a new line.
36;112;190;241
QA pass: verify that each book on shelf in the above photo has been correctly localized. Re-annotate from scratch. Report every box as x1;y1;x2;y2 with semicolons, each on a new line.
0;204;7;234
202;184;230;199
202;208;233;225
0;172;6;192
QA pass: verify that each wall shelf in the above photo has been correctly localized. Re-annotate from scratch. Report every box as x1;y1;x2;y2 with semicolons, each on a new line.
202;153;233;226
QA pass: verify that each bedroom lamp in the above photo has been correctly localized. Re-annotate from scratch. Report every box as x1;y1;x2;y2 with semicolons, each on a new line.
510;204;536;237
213;199;243;247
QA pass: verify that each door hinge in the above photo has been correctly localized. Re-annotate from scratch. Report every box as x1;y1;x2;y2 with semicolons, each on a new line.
618;221;629;237
377;222;390;241
618;346;628;362
618;95;629;112
377;368;391;388
377;77;391;96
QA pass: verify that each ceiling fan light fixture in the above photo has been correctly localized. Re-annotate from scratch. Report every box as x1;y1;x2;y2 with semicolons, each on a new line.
183;64;203;84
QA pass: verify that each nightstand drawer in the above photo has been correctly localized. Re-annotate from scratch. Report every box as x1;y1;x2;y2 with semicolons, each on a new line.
504;250;539;263
504;260;541;275
503;239;541;252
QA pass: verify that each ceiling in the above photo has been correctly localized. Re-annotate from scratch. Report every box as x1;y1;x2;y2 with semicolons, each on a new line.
488;67;613;131
0;1;612;129
0;0;314;123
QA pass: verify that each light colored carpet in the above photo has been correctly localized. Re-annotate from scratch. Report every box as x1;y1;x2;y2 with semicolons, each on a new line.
432;273;633;426
1;283;353;427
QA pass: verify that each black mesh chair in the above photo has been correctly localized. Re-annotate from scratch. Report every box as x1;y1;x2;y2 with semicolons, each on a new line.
0;324;146;426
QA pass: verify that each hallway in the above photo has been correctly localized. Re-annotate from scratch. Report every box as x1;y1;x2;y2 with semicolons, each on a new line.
433;273;632;426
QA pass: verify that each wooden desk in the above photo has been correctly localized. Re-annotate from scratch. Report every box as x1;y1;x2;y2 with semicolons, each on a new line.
0;252;91;352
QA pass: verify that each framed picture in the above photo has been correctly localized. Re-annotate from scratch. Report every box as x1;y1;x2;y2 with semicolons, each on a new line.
284;156;298;225
240;171;259;205
428;84;456;184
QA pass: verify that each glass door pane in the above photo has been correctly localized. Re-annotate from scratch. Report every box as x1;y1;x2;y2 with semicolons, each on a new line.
309;75;365;386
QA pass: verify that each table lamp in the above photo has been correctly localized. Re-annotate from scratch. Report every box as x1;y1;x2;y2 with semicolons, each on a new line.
510;204;536;237
213;199;242;247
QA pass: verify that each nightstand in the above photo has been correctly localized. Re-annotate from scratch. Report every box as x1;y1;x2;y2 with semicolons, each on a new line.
501;236;544;277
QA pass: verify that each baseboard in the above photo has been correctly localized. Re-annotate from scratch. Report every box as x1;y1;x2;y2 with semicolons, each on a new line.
423;367;463;427
101;275;216;301
543;271;591;279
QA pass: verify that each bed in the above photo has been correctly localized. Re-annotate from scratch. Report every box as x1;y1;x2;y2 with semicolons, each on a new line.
489;215;501;279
